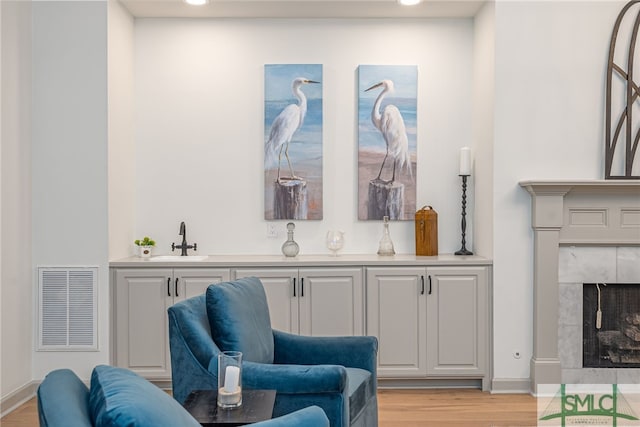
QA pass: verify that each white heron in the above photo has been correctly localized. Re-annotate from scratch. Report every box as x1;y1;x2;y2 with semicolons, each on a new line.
265;77;320;182
365;79;412;184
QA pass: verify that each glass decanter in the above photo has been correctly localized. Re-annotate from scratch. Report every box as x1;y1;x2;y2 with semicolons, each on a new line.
377;216;395;256
281;222;300;257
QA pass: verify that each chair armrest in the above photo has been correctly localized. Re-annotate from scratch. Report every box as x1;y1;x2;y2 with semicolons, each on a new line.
168;296;221;404
37;369;93;427
254;406;329;427
168;296;218;369
207;359;347;394
273;330;378;375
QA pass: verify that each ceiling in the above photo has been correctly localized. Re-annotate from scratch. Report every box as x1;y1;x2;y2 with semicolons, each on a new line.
119;0;486;19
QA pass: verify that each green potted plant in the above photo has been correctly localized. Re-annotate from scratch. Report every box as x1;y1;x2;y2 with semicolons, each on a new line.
134;236;156;258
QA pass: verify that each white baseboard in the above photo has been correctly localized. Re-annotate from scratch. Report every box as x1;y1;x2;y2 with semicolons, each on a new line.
491;378;532;394
1;381;38;418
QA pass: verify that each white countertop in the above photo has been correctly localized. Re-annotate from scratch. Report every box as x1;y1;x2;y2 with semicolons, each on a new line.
110;253;492;268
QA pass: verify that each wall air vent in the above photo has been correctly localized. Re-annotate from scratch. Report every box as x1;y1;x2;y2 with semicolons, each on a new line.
38;267;98;351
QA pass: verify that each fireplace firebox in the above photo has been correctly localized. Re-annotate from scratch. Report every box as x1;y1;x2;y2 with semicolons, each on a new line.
583;283;640;368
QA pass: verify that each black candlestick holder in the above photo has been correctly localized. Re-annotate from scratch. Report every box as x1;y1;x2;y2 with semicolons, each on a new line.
455;174;473;256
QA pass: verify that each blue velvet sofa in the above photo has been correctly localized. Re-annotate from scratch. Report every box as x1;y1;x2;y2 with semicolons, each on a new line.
37;366;329;427
168;277;379;427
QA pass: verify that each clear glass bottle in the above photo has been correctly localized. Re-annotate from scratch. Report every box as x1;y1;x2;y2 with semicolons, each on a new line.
377;216;395;256
281;222;300;257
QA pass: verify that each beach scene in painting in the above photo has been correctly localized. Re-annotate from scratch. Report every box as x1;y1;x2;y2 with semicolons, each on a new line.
358;65;417;220
264;64;323;220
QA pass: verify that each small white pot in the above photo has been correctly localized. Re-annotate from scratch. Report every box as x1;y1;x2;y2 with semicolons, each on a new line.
139;245;153;258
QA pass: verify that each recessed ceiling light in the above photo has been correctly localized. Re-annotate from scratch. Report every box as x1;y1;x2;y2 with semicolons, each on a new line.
184;0;208;6
398;0;421;5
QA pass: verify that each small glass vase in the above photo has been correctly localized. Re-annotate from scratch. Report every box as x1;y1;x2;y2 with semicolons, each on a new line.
281;222;300;257
377;216;395;256
326;230;345;256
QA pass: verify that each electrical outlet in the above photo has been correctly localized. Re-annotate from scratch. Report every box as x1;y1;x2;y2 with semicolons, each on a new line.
513;350;522;359
266;224;278;238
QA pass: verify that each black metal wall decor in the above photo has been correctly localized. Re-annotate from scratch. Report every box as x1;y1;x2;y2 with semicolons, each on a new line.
606;0;640;179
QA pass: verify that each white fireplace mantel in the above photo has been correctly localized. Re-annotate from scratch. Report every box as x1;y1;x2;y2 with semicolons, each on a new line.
519;180;640;393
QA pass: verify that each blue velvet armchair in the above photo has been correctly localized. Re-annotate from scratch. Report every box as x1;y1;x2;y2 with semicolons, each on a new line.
168;277;378;427
37;367;329;427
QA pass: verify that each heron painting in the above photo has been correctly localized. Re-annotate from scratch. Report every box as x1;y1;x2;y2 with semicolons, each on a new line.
264;64;323;220
358;65;417;220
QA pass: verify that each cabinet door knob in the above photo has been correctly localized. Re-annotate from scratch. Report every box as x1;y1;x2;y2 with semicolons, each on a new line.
301;278;304;297
167;277;171;297
421;276;425;295
293;277;296;297
175;278;179;297
428;275;432;295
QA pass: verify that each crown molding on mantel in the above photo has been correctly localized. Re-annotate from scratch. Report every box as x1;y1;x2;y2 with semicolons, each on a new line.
520;179;640;191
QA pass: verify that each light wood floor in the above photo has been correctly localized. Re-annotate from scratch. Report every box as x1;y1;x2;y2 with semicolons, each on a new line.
1;389;537;426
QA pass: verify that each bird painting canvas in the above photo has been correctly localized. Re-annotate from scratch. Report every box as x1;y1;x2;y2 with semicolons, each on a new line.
358;65;417;220
264;64;323;220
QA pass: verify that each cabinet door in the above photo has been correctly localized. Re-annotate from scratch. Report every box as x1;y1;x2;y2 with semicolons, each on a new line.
234;268;299;334
114;268;173;379
366;267;427;377
298;268;364;337
426;267;488;377
174;268;231;302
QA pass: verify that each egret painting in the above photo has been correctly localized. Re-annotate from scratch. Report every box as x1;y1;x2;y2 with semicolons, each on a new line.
358;65;417;220
264;64;323;220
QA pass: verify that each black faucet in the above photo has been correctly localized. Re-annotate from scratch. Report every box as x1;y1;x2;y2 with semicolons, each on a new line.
171;221;197;256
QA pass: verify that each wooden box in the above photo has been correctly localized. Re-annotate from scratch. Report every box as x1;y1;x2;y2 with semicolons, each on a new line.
415;206;438;256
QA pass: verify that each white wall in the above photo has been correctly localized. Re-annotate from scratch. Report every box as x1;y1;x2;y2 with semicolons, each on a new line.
132;18;475;257
31;1;110;380
472;1;494;259
108;0;135;260
492;0;626;381
1;0;33;402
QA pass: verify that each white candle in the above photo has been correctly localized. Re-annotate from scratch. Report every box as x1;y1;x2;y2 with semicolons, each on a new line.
459;147;471;176
223;365;240;393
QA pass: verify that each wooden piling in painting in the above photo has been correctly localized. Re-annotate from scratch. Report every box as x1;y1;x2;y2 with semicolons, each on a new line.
367;180;404;220
274;178;308;219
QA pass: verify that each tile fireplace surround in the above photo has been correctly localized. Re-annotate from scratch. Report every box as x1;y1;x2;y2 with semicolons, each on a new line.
520;180;640;394
559;247;639;382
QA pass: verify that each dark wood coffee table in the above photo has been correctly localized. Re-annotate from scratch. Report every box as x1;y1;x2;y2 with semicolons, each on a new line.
183;389;276;426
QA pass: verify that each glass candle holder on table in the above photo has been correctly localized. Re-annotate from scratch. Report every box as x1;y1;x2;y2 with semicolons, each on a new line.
217;351;242;409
